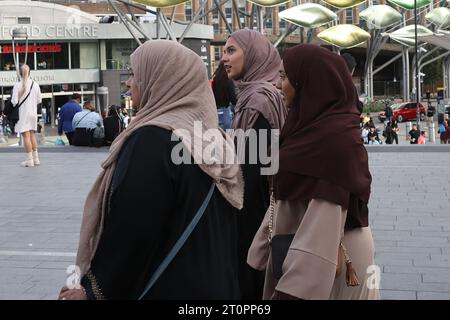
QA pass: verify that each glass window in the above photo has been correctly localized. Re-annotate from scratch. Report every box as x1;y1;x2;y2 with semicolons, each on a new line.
225;7;232;24
71;43;100;69
71;43;80;69
80;43;98;69
36;43;69;70
104;40;137;70
279;5;286;30
214;46;221;61
1;52;16;71
346;9;353;24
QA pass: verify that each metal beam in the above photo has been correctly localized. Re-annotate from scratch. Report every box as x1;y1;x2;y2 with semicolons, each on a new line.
107;0;142;46
274;24;298;48
418;51;450;101
179;0;210;43
214;0;233;34
158;10;177;41
232;0;243;30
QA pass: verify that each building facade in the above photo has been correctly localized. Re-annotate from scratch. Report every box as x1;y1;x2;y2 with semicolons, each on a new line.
0;0;213;125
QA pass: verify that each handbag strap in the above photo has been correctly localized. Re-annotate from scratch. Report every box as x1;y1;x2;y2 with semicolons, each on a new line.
74;111;91;128
16;81;34;109
138;182;215;300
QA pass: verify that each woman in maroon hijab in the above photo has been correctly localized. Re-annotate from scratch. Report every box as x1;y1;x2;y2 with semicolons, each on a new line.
222;29;287;299
247;44;378;300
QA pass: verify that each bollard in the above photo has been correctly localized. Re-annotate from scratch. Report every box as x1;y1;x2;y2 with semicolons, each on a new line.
406;121;412;140
429;122;436;143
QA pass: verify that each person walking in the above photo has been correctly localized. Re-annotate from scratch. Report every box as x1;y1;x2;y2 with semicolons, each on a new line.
11;64;42;167
58;40;244;300
247;44;377;300
58;93;82;145
222;28;287;299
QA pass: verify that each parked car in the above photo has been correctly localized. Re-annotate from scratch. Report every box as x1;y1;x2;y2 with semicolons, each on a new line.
379;102;426;123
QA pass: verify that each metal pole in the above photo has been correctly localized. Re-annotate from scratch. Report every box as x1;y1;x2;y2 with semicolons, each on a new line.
179;0;210;43
373;52;404;76
444;56;450;100
402;48;410;102
232;0;243;30
274;24;298;48
158;10;177;41
107;0;142;46
214;0;233;34
414;0;420;129
256;6;263;33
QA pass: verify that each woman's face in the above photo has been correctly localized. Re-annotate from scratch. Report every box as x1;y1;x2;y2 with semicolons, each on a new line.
276;61;296;107
125;68;141;109
222;37;245;80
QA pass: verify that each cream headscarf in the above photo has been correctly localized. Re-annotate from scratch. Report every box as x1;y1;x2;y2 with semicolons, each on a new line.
76;40;244;275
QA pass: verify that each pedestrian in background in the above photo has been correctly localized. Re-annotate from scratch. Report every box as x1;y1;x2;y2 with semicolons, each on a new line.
72;100;103;147
211;61;237;130
408;123;420;144
58;93;82;145
418;131;426;144
341;53;363;114
438;119;449;144
103;105;124;146
11;64;42;167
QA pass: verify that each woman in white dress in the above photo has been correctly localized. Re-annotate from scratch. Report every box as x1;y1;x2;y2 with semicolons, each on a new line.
11;64;42;167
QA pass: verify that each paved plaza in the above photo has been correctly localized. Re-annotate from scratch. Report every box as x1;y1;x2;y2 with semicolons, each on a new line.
0;145;450;300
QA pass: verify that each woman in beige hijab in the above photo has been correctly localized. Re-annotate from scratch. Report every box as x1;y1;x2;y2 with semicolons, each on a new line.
58;40;244;300
222;28;287;300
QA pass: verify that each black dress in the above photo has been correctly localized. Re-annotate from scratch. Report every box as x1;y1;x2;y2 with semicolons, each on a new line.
103;116;123;145
81;126;239;300
237;114;271;300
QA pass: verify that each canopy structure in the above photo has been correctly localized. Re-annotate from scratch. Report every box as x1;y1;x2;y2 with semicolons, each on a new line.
419;30;450;51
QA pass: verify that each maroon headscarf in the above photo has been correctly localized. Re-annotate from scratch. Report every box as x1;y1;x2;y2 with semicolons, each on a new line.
230;29;287;131
274;44;372;230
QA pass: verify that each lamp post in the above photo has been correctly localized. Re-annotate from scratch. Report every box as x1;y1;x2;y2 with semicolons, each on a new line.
414;0;420;130
11;27;29;79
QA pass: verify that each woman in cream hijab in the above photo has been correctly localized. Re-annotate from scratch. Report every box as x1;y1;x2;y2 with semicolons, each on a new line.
59;40;243;300
11;64;42;167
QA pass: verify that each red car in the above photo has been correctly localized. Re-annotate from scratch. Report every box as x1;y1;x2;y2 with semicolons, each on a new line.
379;102;426;123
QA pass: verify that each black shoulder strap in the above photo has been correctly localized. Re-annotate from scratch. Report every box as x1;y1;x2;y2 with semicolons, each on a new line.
17;81;34;109
74;111;92;128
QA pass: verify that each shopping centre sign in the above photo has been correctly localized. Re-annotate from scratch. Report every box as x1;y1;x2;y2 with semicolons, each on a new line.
0;44;62;54
0;69;100;86
0;25;99;40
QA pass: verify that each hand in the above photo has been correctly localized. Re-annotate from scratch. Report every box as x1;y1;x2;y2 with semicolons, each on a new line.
58;286;87;300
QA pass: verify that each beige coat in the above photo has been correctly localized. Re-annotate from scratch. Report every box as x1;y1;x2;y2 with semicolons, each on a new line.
247;198;379;300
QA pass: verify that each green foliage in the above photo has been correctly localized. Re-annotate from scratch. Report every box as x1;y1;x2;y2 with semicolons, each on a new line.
363;98;394;113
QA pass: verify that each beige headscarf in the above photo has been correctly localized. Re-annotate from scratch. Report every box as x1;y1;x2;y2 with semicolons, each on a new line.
76;40;244;275
230;29;287;131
